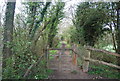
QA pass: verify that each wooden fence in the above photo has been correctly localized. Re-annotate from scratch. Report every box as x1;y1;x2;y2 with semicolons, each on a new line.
46;44;120;73
73;45;120;72
23;44;120;77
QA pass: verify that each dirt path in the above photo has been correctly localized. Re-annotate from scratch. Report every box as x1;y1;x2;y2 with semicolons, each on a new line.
48;50;103;79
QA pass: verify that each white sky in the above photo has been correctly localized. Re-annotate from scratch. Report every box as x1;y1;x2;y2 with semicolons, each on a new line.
0;0;120;13
0;0;80;25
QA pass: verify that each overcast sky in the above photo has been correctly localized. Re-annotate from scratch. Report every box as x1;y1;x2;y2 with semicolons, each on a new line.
0;0;80;26
0;0;119;13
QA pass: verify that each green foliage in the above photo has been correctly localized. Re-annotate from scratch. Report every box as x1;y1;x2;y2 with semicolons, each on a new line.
77;44;118;79
27;60;53;79
57;42;63;48
5;2;65;79
3;27;36;79
74;2;110;46
3;57;15;78
25;2;51;38
32;2;51;37
51;36;60;48
66;26;83;44
90;51;117;64
94;32;116;52
2;26;52;79
49;50;58;60
71;70;78;74
88;64;120;79
3;1;120;79
2;2;64;79
102;45;115;52
47;2;65;48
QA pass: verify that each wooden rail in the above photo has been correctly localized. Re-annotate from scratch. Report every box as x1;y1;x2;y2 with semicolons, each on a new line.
48;48;72;50
84;58;120;69
69;44;120;72
86;46;120;57
80;46;120;72
43;44;120;73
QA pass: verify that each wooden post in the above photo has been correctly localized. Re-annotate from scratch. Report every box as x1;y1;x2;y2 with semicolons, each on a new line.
73;54;77;66
46;49;49;68
82;50;90;72
46;46;49;68
72;44;77;66
61;43;66;55
59;43;66;71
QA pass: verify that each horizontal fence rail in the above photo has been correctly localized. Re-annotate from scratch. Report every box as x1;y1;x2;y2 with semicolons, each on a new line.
47;48;72;50
71;45;120;72
84;58;120;69
83;46;120;72
85;46;120;57
45;44;120;73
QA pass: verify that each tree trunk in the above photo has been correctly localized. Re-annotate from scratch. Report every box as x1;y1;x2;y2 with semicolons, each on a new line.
116;2;120;71
3;2;16;59
109;23;117;51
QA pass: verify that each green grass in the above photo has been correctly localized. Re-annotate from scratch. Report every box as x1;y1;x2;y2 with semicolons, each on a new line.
49;50;57;60
71;70;78;74
49;50;57;54
88;64;120;79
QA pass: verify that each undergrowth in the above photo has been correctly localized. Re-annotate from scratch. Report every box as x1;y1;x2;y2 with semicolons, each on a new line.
88;64;120;79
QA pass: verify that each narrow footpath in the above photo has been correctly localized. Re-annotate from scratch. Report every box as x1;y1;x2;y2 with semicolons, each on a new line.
48;48;104;79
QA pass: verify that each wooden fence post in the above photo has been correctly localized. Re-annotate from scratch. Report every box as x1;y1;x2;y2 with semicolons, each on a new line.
45;46;49;68
82;50;90;72
72;44;77;66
